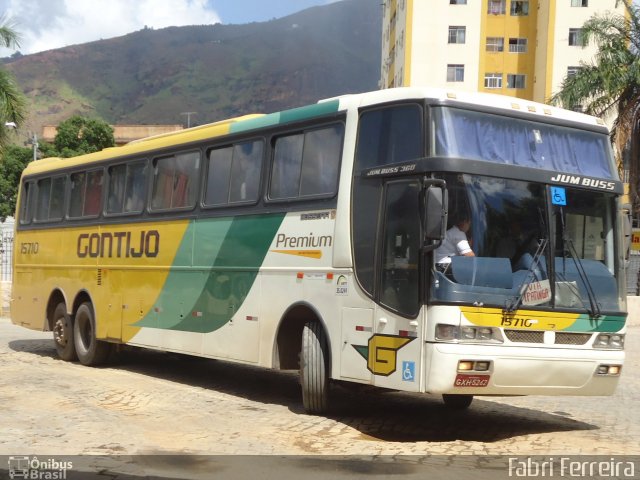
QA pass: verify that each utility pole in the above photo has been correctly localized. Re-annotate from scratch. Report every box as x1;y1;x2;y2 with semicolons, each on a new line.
180;112;198;128
25;132;38;161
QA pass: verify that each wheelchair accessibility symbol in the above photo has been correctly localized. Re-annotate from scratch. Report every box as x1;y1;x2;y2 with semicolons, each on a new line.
551;186;567;206
402;361;415;382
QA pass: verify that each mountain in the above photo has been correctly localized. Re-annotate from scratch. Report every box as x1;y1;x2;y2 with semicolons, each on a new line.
4;0;381;135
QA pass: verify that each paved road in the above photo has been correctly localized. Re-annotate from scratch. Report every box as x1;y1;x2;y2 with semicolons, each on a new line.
0;318;638;477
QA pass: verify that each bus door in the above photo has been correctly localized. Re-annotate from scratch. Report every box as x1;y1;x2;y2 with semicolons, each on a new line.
371;180;423;391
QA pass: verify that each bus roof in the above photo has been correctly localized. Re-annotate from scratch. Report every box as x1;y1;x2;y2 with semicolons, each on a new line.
23;87;607;177
325;86;607;129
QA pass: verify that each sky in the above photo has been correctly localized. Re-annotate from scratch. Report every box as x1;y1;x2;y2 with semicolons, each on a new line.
0;0;339;56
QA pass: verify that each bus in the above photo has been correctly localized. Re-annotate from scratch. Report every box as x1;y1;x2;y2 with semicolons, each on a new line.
12;87;627;413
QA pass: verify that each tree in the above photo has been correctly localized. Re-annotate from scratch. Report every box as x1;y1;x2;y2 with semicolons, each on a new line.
53;115;115;158
0;145;30;218
0;14;26;150
550;0;640;214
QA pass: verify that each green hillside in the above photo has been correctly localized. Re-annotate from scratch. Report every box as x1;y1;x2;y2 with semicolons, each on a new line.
4;0;381;134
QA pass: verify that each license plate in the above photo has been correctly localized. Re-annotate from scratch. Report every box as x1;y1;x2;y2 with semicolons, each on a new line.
454;374;490;387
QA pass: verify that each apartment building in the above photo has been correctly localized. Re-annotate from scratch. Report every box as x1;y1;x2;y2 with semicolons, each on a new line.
380;0;626;103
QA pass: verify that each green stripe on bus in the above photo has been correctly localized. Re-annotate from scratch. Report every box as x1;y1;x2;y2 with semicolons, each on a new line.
230;99;340;134
564;314;626;332
134;213;285;333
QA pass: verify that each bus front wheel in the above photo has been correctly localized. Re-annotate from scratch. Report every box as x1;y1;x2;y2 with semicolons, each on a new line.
52;303;77;362
442;394;473;409
73;302;111;366
300;320;330;414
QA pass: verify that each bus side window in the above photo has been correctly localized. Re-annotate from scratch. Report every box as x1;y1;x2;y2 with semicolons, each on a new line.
205;146;233;206
229;140;263;203
69;172;87;218
84;170;103;216
300;124;343;197
124;162;147;212
36;178;52;221
107;164;127;214
152;152;200;210
271;134;304;200
19;181;34;224
270;124;344;201
357;105;423;169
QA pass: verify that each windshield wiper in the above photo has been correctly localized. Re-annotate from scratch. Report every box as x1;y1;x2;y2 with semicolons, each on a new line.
504;238;548;314
560;238;602;318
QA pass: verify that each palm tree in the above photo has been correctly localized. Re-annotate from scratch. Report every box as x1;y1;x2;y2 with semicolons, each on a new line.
550;0;640;215
0;14;26;150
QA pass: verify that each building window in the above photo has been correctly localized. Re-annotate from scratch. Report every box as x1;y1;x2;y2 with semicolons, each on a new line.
571;0;588;6
569;28;587;46
450;0;467;4
510;0;529;16
447;64;465;82
507;74;526;89
448;26;466;44
488;0;506;14
509;38;528;53
486;37;505;52
567;66;583;78
484;73;503;89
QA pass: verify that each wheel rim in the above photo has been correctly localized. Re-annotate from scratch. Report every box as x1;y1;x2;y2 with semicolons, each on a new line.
53;318;68;347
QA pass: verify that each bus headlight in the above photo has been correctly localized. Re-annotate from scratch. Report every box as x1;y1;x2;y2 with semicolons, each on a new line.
435;324;458;341
435;324;503;343
593;333;625;350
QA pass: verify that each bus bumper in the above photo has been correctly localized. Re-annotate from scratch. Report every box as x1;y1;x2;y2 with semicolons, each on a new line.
424;342;624;396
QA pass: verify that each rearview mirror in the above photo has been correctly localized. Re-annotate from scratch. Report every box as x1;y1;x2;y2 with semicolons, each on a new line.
423;180;448;244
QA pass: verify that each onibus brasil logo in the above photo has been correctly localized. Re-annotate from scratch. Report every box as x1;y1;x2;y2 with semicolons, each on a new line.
8;456;73;479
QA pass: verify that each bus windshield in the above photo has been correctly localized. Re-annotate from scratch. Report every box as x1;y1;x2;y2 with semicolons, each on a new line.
432;106;615;179
431;173;621;313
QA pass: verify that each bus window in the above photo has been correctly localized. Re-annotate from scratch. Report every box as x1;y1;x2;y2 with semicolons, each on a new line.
300;124;343;197
229;140;263;203
69;170;103;217
36;176;66;222
109;161;147;214
356;105;423;169
36;178;52;221
107;164;127;214
151;151;200;210
19;181;34;224
380;181;421;316
49;176;66;220
271;134;304;199
205;146;233;206
84;170;103;216
69;172;86;218
270;124;344;200
124;162;147;212
205;140;264;207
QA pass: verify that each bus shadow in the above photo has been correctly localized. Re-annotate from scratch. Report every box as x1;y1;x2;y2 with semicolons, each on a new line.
9;338;598;443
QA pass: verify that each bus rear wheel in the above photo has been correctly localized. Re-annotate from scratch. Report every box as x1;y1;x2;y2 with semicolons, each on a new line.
52;303;77;361
300;320;330;414
73;302;111;366
442;394;473;409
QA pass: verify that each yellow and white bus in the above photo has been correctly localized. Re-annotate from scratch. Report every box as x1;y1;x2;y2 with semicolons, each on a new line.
12;87;627;413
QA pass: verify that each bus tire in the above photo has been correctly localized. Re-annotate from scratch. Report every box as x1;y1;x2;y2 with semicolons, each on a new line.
52;303;77;361
442;394;473;409
300;320;330;414
73;302;111;366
